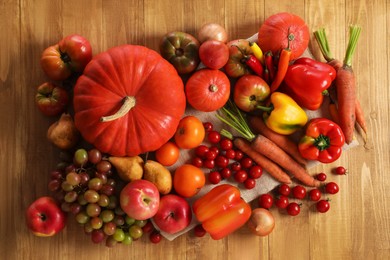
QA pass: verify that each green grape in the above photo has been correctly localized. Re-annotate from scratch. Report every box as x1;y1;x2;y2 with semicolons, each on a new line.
61;202;71;212
75;211;90;224
129;224;143;239
90;217;103;230
84;221;93;234
74;148;88;167
103;222;117;236
134;219;147;228
100;209;115;223
125;216;136;226
84;189;100;203
77;194;88;206
113;215;125;226
122;233;133;245
96;160;112;174
114;207;125;216
64;191;78;203
86;203;101;218
61;181;74;192
88;148;102;164
97;194;110;207
107;195;117;209
105;235;118;248
113;228;125;242
88;177;103;191
66;171;81;186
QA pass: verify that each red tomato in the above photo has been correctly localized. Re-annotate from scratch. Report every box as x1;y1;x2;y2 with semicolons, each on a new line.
199;40;229;70
35;82;69;116
185;69;230;112
41;34;92;81
173;164;206;197
174;116;205;149
233;75;270;112
155;142;180;166
224;39;252;78
258;12;309;61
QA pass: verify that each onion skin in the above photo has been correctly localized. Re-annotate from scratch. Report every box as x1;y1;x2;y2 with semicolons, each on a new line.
198;23;228;43
247;208;275;236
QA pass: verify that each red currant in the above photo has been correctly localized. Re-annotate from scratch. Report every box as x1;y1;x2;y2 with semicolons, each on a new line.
203;122;213;132
234;170;248;183
278;184;291;196
220;167;232;179
286;202;301;216
258;194;274;209
308;188;322;201
292;185;307;199
275;195;289;209
316;173;327;181
316;199;330;213
208;171;222;184
194;224;207;237
248;165;263;179
335;166;347;175
244;178;256;189
150;231;162;243
220;138;233;151
325;182;339;194
208;131;221;144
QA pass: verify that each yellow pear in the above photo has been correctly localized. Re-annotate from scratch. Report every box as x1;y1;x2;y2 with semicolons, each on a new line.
108;156;144;182
143;160;172;194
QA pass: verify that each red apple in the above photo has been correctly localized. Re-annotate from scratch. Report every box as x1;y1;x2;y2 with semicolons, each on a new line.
199;40;229;70
26;196;67;237
233;74;270;112
35;82;69;116
120;179;160;220
152;194;192;234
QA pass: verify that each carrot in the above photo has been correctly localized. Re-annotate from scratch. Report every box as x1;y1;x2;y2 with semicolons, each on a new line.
355;98;368;135
233;137;292;184
328;94;340;124
216;100;320;187
250;135;320;187
247;115;307;167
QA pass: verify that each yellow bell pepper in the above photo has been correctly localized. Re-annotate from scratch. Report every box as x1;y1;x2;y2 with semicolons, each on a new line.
262;92;308;135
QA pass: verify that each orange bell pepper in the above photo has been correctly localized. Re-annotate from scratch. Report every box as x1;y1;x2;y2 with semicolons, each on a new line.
192;184;251;240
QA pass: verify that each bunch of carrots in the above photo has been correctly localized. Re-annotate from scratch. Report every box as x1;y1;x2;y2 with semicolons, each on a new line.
314;25;367;144
216;101;321;187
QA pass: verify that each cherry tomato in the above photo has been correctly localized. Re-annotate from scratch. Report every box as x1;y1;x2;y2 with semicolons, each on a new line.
192;157;203;168
225;149;236;159
292;185;307;199
234;170;248;183
215;155;229;168
155;141;180;166
258;194;274;209
220;167;232;179
203;122;213;132
230;161;241;171
335;166;347;175
173;164;205;198
278;184;291;196
286;202;301;216
208;171;222;184
234;150;244;160
248;165;263;179
275;195;289;209
240;157;253;169
207;130;221;144
325;182;339;194
174;116;205;149
205;150;217;160
195;145;209;158
220;138;233;151
194;224;207;237
316;199;330;213
316;172;327;181
308;188;322;201
203;159;215;169
244;178;256;189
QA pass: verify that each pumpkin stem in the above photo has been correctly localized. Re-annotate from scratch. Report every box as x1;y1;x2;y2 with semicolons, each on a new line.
209;84;218;92
100;96;136;122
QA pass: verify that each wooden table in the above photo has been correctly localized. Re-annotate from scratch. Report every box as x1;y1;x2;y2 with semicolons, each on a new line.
1;0;389;259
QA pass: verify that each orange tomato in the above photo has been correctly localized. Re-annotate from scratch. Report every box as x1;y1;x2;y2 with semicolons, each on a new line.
155;141;180;166
173;164;205;198
174;116;205;149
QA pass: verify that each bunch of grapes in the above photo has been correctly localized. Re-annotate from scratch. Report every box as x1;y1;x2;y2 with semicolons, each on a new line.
48;147;148;247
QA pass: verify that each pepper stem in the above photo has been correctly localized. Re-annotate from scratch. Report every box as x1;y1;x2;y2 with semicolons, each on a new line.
255;104;274;112
314;134;330;151
100;96;136;122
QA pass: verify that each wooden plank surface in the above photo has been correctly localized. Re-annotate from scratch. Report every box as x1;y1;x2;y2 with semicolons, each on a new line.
0;0;389;259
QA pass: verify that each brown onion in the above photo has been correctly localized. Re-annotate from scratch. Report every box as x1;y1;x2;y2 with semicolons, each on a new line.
247;208;275;236
197;23;228;43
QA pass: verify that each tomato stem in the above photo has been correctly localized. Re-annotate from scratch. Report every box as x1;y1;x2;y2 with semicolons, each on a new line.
100;96;136;122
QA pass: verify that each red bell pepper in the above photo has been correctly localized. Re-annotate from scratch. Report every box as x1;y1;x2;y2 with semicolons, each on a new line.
192;184;251;240
298;118;345;163
283;57;336;110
